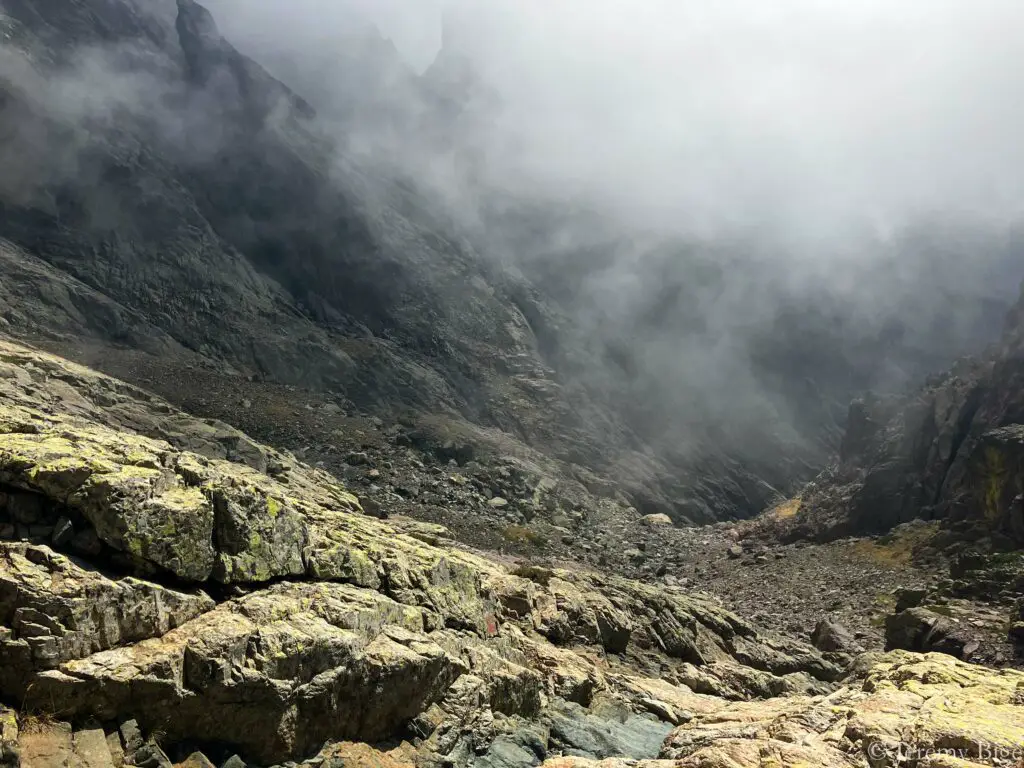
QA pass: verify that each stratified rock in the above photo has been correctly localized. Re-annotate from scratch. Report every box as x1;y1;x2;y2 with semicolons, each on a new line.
72;728;115;768
0;340;842;764
657;652;1024;768
544;699;671;760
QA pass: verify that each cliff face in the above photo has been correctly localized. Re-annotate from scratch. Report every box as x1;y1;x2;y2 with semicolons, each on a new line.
0;0;760;523
0;0;535;404
757;285;1024;546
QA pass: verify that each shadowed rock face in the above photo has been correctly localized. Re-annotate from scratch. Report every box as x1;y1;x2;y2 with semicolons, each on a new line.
0;0;533;412
754;284;1024;547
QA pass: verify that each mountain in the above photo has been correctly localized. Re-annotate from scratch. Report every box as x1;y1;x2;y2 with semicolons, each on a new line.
4;2;1024;765
0;0;1021;531
757;281;1024;546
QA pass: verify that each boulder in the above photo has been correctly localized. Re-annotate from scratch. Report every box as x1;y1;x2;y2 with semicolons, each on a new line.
885;608;979;659
894;586;929;612
639;514;672;528
809;618;859;654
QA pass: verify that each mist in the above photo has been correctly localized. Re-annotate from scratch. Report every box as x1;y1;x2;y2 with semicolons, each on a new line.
4;0;1024;518
205;0;1024;243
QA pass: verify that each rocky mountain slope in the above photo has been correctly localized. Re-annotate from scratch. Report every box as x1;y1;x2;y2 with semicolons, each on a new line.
734;283;1024;675
2;339;1024;768
0;339;838;763
758;283;1024;547
1;0;1021;527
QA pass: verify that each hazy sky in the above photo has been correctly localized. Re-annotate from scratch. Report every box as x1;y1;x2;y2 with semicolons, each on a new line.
206;0;1024;243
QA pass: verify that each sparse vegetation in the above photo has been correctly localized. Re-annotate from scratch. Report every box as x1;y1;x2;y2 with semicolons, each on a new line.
852;522;941;567
771;496;802;519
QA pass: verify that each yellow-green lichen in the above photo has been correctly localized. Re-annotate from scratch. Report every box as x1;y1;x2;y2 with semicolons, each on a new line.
267;496;282;519
982;445;1008;523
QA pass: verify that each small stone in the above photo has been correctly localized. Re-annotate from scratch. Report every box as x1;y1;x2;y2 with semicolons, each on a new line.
811;618;859;653
179;752;217;768
345;452;371;466
119;721;143;756
221;756;247;768
73;728;114;768
639;697;682;724
105;731;125;768
367;468;381;479
727;544;743;559
133;743;173;768
52;517;74;548
360;497;385;519
488;497;509;508
639;513;673;527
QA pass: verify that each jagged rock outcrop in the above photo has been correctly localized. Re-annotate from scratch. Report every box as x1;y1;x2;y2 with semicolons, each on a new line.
884;608;980;660
751;284;1024;546
0;339;844;765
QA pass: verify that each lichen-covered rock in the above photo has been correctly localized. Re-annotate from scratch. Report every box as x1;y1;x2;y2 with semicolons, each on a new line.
659;651;1024;767
0;339;849;764
543;653;1024;767
22;583;465;763
969;426;1024;543
0;542;214;694
0;706;17;768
